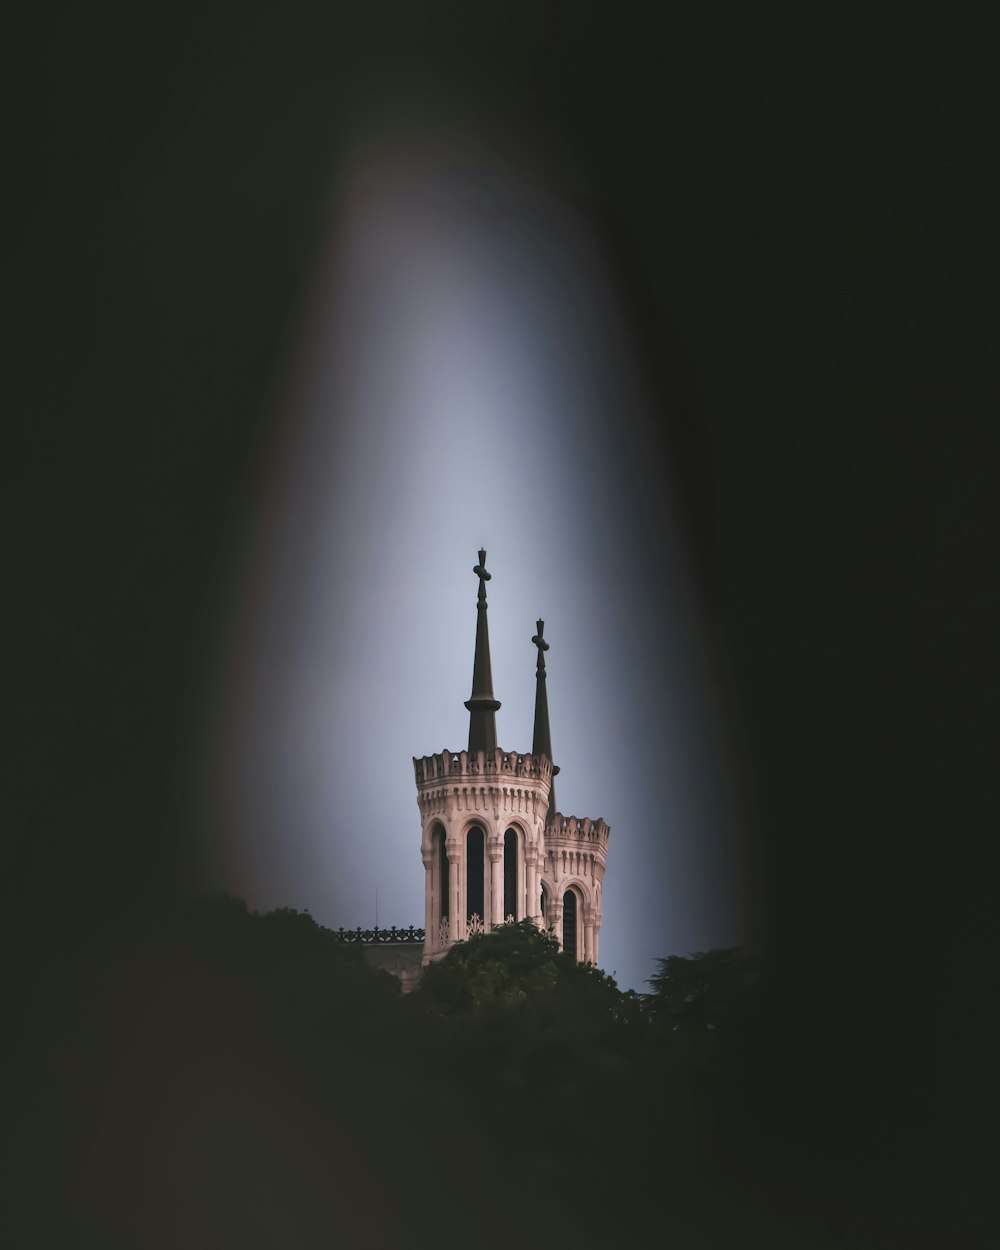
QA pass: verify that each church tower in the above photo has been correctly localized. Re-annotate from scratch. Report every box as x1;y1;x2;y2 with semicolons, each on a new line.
414;551;610;966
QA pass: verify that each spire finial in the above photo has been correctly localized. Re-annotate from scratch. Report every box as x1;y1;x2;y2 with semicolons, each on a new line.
474;549;491;595
532;619;549;665
531;618;559;822
465;548;501;753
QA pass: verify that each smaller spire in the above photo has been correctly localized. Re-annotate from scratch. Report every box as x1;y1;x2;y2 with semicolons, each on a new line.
465;549;501;754
531;619;559;821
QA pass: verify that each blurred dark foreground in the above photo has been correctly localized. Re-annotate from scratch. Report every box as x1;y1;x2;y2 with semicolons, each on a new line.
4;897;962;1250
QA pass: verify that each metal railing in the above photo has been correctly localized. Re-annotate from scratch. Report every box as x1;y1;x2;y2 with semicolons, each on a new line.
333;925;425;944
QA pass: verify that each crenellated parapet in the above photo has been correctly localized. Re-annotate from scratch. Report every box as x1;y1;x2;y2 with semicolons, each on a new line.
413;748;554;785
546;812;611;848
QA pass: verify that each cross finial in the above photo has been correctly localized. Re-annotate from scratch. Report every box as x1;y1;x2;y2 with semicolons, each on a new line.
474;549;491;603
532;619;549;655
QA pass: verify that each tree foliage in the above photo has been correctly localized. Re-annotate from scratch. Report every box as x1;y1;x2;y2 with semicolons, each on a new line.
42;897;797;1249
414;918;561;1012
644;946;760;1031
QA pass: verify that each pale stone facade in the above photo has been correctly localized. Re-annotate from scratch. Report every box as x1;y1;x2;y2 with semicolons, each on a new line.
414;749;610;964
540;813;610;966
413;550;611;967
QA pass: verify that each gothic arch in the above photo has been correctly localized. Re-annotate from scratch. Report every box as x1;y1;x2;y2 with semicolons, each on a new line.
502;815;532;841
430;822;448;924
502;826;520;921
561;884;584;961
455;814;498;842
465;823;487;929
556;875;593;901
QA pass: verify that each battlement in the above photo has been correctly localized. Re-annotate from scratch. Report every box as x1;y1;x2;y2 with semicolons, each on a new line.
547;812;611;847
413;748;554;786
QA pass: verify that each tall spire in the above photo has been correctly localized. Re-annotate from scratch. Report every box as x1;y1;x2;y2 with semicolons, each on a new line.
531;619;560;821
465;549;501;754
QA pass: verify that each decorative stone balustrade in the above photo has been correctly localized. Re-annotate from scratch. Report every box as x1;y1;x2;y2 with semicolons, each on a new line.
430;913;528;954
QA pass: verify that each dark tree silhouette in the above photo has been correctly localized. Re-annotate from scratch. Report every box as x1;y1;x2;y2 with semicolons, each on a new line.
645;946;760;1031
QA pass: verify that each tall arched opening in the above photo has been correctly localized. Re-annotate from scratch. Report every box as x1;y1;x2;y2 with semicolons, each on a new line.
503;828;519;921
432;823;448;924
562;887;579;960
466;825;485;925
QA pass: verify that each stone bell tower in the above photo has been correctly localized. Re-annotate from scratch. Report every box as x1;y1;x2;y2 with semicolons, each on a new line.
414;550;610;966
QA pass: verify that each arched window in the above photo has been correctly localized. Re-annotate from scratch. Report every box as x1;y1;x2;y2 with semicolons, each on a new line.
540;882;549;926
503;828;518;921
563;888;579;960
433;824;448;921
466;826;485;924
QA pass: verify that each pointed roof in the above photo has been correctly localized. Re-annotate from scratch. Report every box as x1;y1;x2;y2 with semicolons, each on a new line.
465;549;501;754
532;619;560;821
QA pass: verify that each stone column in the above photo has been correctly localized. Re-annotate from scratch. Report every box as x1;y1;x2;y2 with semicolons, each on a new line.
552;898;564;952
525;854;538;925
421;848;434;952
449;844;463;941
489;843;503;928
584;922;595;965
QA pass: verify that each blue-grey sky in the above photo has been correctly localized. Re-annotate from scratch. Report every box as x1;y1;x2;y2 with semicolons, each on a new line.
197;116;747;991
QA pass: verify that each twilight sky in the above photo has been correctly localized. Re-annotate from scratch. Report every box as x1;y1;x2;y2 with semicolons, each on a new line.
197;115;747;991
